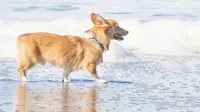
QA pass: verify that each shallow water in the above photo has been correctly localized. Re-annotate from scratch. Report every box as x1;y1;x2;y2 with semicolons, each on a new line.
0;55;200;112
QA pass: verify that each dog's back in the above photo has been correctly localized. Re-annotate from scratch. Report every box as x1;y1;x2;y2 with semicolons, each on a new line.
17;32;84;72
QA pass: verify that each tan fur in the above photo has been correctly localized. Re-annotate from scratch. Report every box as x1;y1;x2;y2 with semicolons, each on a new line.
16;13;128;83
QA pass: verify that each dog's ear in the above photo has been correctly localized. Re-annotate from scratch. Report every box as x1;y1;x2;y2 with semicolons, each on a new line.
91;13;108;25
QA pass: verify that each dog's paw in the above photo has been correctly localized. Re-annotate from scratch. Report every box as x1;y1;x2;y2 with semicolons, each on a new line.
62;78;71;83
21;76;29;82
96;79;108;84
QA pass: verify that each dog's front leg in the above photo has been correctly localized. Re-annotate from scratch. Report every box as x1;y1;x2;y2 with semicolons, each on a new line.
62;69;72;83
86;64;107;84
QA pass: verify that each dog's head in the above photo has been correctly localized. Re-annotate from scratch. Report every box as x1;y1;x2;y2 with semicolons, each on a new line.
86;13;128;41
85;13;128;49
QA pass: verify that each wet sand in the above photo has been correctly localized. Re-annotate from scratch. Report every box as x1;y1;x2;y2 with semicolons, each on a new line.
0;81;133;112
1;55;200;112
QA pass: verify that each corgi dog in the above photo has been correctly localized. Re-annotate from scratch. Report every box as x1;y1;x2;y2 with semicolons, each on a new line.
16;13;128;84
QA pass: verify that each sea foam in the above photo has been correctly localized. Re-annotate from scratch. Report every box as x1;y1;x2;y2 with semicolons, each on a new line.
0;19;200;62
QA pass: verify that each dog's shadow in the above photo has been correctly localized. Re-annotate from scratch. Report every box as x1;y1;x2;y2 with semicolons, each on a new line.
14;82;97;112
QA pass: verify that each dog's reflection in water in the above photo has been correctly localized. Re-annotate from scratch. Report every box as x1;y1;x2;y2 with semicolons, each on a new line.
14;83;97;112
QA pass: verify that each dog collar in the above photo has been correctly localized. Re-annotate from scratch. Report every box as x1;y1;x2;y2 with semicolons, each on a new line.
90;37;105;51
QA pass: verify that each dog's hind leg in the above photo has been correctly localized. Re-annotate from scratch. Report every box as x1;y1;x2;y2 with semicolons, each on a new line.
86;64;107;84
17;60;36;82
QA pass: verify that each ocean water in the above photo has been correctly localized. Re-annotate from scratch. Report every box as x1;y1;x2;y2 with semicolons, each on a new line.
1;0;200;112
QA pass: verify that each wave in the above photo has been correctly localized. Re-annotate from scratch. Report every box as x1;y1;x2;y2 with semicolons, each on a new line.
120;19;200;55
0;19;200;62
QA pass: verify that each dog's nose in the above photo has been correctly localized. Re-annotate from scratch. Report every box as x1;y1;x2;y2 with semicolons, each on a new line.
126;31;129;34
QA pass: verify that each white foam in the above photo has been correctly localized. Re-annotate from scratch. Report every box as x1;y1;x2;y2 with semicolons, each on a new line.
121;19;200;55
0;19;200;62
103;41;140;62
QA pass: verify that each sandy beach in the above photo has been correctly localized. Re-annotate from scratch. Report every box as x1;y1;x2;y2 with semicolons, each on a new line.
0;55;200;112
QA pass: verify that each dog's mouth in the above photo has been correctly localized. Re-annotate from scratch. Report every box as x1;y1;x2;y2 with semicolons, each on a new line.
113;33;124;41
